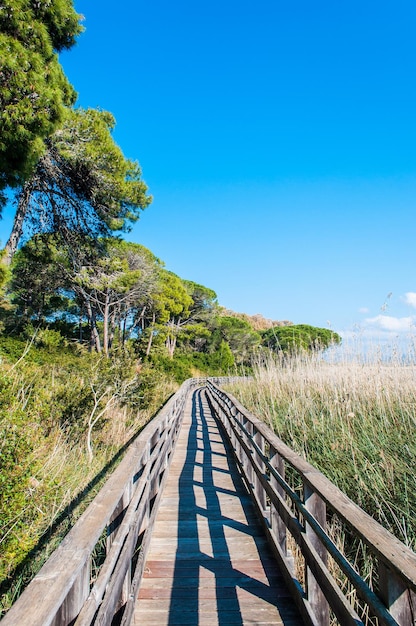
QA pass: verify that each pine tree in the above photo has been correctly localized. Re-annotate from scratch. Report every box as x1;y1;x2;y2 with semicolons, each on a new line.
4;108;152;262
0;0;82;198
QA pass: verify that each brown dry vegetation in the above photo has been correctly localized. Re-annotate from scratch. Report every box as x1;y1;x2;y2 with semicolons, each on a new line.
219;307;292;330
227;351;416;549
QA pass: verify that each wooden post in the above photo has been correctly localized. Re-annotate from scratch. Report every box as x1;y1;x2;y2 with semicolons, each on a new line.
51;560;90;626
238;415;247;477
235;412;244;468
229;406;237;453
107;480;133;612
379;561;416;625
304;483;330;626
254;430;267;512
245;420;255;487
269;445;287;556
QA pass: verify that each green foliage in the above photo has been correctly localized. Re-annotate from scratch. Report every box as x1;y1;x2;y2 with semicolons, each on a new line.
29;0;83;51
149;353;195;383
0;335;28;362
183;280;217;318
5;108;152;261
0;339;177;589
262;324;341;354
157;271;193;321
209;315;261;364
6;235;162;355
210;340;235;371
148;350;231;383
0;371;39;507
175;322;211;352
52;108;152;233
0;252;11;314
0;368;45;578
0;251;9;286
9;234;70;322
0;0;82;191
34;328;67;351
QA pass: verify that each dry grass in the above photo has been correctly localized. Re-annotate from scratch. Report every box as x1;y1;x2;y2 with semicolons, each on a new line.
227;350;416;549
0;364;177;615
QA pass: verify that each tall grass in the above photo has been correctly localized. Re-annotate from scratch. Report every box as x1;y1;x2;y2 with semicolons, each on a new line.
0;343;178;616
227;350;416;549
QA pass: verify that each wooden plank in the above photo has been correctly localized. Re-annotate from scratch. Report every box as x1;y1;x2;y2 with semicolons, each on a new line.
1;380;196;626
207;382;416;591
133;389;303;625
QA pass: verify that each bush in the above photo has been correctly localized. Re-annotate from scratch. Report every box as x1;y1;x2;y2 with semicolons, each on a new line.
262;324;341;354
0;341;179;609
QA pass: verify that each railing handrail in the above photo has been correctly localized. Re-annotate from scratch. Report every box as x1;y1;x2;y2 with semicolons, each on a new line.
205;379;416;626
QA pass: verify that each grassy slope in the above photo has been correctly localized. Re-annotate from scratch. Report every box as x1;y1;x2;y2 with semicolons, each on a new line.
0;337;177;615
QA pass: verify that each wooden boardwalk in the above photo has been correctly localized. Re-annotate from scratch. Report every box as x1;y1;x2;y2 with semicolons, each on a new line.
134;387;303;626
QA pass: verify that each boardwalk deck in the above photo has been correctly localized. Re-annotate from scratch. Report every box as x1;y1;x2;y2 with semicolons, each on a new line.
133;387;303;626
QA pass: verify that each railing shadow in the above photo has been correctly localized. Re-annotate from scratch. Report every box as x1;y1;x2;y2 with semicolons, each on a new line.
167;388;300;625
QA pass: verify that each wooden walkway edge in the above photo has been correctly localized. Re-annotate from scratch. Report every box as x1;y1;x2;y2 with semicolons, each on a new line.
133;388;303;626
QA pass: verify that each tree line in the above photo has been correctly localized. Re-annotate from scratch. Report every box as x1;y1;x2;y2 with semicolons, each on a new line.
0;0;341;376
3;230;340;374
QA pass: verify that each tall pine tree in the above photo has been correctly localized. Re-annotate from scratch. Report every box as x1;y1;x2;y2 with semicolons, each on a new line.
0;0;82;200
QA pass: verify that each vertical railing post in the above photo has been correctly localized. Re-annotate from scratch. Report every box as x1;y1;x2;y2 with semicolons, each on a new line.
379;562;416;625
304;482;329;626
231;408;238;452
269;445;287;557
138;441;151;536
107;478;133;612
229;403;237;446
253;430;267;512
51;560;90;626
233;410;244;468
244;419;255;487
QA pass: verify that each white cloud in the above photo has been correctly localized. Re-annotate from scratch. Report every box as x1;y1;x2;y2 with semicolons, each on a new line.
358;307;369;314
364;315;416;332
403;292;416;309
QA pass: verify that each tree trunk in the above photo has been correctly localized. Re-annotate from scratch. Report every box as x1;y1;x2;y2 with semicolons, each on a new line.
84;295;101;353
166;319;178;358
168;334;177;358
146;312;156;357
4;181;34;264
109;305;118;351
103;291;110;357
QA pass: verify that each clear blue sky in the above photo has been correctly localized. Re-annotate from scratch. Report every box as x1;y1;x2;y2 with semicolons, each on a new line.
3;0;416;345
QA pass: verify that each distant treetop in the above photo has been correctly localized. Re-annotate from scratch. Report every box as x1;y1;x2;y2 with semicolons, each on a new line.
262;324;341;354
219;307;292;331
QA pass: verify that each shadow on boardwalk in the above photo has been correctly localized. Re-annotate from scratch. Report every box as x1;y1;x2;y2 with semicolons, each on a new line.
164;388;302;626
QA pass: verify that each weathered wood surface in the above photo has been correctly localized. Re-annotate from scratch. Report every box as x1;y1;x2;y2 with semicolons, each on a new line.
206;380;416;626
133;388;303;626
0;379;195;626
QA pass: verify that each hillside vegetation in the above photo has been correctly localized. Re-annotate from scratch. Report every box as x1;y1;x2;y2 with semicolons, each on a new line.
0;338;176;613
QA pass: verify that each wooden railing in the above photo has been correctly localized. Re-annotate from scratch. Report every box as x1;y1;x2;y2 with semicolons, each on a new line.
3;376;416;626
205;380;416;626
1;378;202;626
